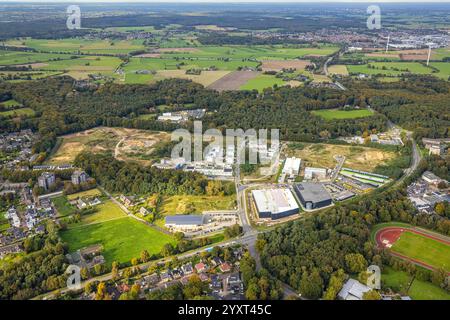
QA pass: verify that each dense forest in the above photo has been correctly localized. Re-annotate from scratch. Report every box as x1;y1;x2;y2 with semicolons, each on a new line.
2;75;448;158
73;152;235;196
343;76;450;140
1;77;391;155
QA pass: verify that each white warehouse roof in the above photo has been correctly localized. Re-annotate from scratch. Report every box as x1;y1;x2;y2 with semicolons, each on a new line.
252;188;299;214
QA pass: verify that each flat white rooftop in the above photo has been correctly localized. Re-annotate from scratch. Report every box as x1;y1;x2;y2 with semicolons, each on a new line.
252;188;299;214
282;157;301;174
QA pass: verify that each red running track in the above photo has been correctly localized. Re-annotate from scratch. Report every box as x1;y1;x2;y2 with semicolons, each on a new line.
375;226;450;275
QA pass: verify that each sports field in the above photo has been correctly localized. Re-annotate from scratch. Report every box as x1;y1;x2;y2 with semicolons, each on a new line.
382;267;450;300
375;225;450;273
311;108;374;120
60;216;176;264
392;231;450;272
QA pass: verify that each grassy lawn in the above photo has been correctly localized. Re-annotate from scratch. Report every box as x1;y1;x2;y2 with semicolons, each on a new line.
77;199;126;226
328;65;349;76
408;278;450;300
311;108;374;120
0;215;10;232
240;74;286;91
0;99;22;108
391;231;450;272
160;195;236;216
67;188;102;201
381;266;413;294
60;217;176;264
53;195;77;217
0;107;35;118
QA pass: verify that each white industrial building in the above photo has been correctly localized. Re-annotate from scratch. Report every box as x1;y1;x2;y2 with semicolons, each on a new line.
157;112;183;122
282;157;301;177
304;167;328;180
251;188;299;220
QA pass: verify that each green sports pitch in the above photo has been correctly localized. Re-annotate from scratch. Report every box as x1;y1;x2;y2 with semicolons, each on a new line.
391;231;450;272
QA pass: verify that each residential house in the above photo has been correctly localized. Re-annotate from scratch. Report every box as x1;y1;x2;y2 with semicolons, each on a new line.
195;262;208;273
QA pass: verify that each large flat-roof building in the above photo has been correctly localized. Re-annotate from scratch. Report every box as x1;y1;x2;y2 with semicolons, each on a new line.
251;188;299;220
293;182;333;210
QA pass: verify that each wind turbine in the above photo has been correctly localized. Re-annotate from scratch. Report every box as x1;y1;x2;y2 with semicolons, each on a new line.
385;34;390;53
426;43;433;66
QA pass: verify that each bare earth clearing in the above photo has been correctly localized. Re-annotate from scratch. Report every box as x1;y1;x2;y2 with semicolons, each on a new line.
48;127;170;165
261;59;310;71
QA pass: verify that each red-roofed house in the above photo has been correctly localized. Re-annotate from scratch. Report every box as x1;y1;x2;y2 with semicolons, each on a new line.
195;262;207;273
219;262;232;273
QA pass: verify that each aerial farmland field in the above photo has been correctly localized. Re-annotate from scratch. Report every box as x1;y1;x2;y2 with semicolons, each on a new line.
239;74;286;91
7;38;146;55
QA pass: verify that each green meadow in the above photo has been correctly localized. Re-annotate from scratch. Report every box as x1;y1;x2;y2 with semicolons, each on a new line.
311;108;374;120
382;267;450;300
7;38;145;55
0;50;70;66
240;74;286;91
